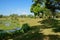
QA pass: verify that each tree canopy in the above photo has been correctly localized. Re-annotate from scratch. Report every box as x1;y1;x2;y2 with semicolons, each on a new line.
30;0;46;17
30;0;60;18
0;15;3;18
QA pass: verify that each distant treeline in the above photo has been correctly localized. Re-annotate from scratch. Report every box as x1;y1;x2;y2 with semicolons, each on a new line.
0;14;35;18
0;13;60;18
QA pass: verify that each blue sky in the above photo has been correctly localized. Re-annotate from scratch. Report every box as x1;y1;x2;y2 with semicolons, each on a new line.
0;0;32;15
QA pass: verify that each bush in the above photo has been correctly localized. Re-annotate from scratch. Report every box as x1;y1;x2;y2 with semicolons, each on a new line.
22;23;31;33
0;15;3;18
0;30;9;40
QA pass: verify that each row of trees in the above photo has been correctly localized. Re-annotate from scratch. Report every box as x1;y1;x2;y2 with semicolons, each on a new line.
0;14;34;18
0;13;60;18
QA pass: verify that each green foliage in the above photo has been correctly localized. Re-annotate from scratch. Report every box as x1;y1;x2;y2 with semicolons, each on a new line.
30;3;41;13
0;30;8;39
30;2;45;17
31;0;49;18
20;15;27;18
31;0;40;16
27;14;34;18
0;28;23;40
0;14;3;18
22;23;30;33
10;14;19;20
31;0;60;18
10;14;18;17
32;0;41;3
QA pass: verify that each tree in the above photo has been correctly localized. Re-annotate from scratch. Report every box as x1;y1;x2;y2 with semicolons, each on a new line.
45;0;60;18
31;0;60;18
30;3;40;17
10;14;18;17
0;14;3;18
30;0;46;18
27;14;34;18
20;15;27;18
22;23;30;33
10;14;19;20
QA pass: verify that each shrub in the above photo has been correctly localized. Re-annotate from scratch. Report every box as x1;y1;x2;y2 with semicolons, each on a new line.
22;23;30;33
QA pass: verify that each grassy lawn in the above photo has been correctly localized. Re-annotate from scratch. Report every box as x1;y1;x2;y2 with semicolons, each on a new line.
0;18;21;30
19;18;43;26
0;18;42;30
0;18;60;35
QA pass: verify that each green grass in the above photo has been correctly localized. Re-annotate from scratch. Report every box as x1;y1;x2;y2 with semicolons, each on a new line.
19;18;43;26
0;18;42;30
0;17;60;35
0;18;21;30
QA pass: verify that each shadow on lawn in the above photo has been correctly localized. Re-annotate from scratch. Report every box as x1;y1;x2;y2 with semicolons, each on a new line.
14;32;43;40
13;23;60;40
38;18;60;32
0;23;60;40
13;24;44;40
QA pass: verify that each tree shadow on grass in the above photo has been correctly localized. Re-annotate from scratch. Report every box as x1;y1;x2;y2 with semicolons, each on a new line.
13;23;44;40
13;23;60;40
38;18;60;32
0;23;60;40
53;25;60;32
14;32;44;40
0;23;44;40
44;35;60;40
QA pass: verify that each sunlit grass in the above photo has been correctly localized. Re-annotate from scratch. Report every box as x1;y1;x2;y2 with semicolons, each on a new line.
19;18;43;26
0;17;60;35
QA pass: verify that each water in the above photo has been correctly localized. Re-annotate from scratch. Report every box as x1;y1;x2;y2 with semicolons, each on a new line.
6;27;21;33
7;30;16;33
15;27;21;30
